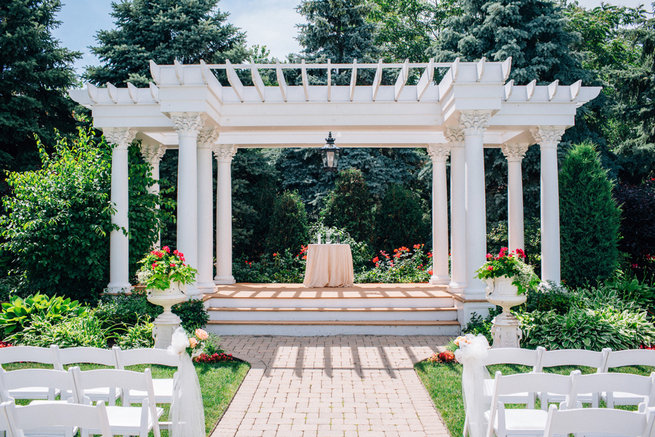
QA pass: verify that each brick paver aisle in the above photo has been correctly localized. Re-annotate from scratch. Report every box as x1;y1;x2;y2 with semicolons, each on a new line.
211;336;452;437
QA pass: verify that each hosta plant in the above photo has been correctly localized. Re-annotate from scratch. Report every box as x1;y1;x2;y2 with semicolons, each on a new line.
136;246;196;290
475;248;540;294
0;294;86;335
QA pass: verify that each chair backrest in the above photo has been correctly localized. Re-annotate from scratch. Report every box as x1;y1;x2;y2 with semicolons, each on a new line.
483;347;544;367
605;349;655;370
115;347;180;369
54;346;119;367
72;367;156;405
543;405;649;437
569;371;655;407
0;401;12;433
0;368;78;402
6;399;112;437
0;345;61;369
491;371;571;400
539;348;609;370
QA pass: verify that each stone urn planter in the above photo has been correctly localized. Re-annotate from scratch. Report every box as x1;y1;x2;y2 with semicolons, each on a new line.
486;276;526;348
147;282;187;349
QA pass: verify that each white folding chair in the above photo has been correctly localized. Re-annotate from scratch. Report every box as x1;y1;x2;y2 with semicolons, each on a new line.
53;346;121;405
485;371;572;437
114;347;179;403
543;404;650;437
0;346;62;400
604;349;655;406
5;399;113;437
0;368;77;403
537;348;610;405
72;367;162;437
0;401;12;437
569;370;655;409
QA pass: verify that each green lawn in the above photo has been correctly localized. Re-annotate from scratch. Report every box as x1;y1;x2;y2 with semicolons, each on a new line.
415;361;655;437
4;360;250;436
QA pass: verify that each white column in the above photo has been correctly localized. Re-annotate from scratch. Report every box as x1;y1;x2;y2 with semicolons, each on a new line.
103;127;136;293
213;144;237;284
446;128;467;292
170;112;203;297
460;110;491;298
427;144;450;285
501;143;529;252
532;126;565;283
196;128;219;293
140;143;166;248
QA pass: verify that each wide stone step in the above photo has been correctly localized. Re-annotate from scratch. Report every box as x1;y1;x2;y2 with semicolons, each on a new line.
207;306;458;321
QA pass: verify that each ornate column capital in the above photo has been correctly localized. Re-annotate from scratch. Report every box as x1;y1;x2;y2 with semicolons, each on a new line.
427;144;450;163
212;144;237;162
140;143;166;165
197;127;220;150
459;110;492;135
103;128;137;150
531;126;566;148
501;143;530;162
169;112;204;136
444;127;465;146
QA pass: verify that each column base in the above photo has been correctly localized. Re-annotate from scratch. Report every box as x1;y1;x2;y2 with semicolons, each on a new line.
185;284;203;300
106;283;131;293
196;282;216;294
152;311;182;349
491;311;522;348
455;300;494;328
214;276;236;285
448;281;467;294
430;275;450;285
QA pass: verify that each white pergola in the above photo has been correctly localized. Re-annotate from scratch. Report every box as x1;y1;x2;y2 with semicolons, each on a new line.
70;58;600;322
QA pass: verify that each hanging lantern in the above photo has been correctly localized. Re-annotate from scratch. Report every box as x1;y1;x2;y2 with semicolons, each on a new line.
321;132;340;171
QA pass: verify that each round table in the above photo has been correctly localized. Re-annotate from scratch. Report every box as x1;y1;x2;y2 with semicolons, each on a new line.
302;243;354;288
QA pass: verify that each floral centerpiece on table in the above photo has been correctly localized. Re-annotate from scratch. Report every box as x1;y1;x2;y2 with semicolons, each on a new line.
136;246;197;291
475;247;539;295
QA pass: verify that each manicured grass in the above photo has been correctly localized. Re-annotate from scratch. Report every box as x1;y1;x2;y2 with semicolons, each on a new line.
4;360;250;436
415;361;655;437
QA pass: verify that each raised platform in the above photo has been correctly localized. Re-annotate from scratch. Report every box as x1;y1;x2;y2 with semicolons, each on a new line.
203;283;461;336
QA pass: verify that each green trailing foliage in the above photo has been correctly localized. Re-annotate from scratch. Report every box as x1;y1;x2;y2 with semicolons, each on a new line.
0;294;86;336
559;142;621;287
266;191;309;254
374;184;429;251
322;169;376;245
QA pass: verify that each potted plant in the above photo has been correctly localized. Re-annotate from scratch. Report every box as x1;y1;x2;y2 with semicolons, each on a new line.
475;247;539;347
136;246;197;348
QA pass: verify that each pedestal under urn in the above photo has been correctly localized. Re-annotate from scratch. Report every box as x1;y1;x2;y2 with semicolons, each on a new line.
486;276;526;348
147;282;187;349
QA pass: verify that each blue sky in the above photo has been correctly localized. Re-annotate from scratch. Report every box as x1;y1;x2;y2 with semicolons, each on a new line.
53;0;649;76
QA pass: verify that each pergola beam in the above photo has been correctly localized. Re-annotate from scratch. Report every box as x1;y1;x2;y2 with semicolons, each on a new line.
394;59;409;101
276;62;288;102
371;60;383;101
349;60;358;101
251;65;266;102
225;60;244;102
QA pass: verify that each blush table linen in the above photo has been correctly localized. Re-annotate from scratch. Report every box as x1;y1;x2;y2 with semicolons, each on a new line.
303;244;354;288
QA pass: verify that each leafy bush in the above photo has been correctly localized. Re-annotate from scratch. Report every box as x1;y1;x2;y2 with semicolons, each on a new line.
174;299;210;332
266;191;309;254
12;312;108;348
0;294;86;336
560;142;621;287
355;245;432;283
374;184;429;251
603;273;655;316
322;168;375;244
115;318;154;349
0;125;113;302
614;180;655;279
524;282;574;314
518;306;655;351
461;309;501;344
234;249;306;283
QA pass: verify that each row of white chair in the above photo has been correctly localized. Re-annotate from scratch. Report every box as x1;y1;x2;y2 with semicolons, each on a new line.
487;370;655;437
0;346;178;405
543;405;653;437
0;367;162;437
0;400;114;437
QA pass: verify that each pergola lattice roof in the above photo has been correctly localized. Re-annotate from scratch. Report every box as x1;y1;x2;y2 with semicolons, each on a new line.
70;58;601;148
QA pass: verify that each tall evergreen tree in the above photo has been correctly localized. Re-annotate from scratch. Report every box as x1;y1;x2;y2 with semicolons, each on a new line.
559;142;621;287
0;0;80;176
86;0;249;86
297;0;379;64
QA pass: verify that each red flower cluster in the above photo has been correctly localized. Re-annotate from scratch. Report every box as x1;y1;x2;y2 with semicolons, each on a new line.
640;344;655;350
413;244;424;250
427;350;456;364
0;341;12;348
193;352;235;363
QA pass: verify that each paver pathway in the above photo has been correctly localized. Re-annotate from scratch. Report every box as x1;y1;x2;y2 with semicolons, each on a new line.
212;335;452;437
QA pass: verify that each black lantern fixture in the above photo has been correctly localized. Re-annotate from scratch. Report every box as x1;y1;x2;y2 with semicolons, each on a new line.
321;132;340;171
